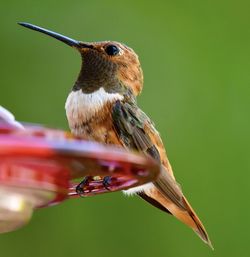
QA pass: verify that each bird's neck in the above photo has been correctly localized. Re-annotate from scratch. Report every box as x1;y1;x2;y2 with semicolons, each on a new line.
65;88;123;133
73;54;119;94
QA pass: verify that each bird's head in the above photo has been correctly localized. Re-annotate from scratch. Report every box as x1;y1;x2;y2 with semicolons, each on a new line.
18;23;143;98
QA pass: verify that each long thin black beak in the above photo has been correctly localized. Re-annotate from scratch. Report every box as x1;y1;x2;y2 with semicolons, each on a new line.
18;22;92;49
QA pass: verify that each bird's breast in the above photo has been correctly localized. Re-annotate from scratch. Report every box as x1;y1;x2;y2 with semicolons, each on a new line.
65;88;123;144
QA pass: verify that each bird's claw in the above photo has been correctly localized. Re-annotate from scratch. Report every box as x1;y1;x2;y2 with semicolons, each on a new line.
103;176;112;191
76;176;91;196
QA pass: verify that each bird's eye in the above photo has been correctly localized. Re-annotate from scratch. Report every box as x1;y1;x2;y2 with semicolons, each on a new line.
105;45;120;56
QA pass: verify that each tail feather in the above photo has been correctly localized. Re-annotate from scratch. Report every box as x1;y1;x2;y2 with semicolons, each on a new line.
182;196;213;249
145;187;213;249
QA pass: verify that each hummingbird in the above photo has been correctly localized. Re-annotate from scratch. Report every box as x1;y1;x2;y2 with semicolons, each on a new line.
18;22;212;248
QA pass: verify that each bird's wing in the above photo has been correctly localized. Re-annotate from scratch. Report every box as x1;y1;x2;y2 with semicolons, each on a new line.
112;100;212;247
112;100;185;209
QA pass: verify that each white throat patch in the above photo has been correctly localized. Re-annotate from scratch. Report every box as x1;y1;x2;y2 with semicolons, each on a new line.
65;87;123;127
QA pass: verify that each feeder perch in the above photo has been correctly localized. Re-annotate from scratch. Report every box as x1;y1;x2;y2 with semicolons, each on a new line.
0;106;160;233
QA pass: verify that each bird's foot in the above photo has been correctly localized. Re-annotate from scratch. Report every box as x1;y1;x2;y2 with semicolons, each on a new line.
103;176;112;191
76;176;91;196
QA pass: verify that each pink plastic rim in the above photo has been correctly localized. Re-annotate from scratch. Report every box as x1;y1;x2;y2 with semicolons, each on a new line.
0;123;160;206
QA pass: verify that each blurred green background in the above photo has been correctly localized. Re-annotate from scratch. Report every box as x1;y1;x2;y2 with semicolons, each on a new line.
0;0;249;256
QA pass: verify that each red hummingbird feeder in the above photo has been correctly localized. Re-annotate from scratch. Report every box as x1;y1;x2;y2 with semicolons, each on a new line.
0;106;160;233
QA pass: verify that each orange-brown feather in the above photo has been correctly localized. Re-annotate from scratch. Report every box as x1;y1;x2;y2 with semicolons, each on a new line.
144;121;212;247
